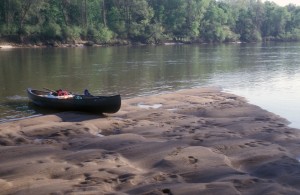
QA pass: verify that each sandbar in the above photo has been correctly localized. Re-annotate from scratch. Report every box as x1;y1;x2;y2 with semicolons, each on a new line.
1;88;300;195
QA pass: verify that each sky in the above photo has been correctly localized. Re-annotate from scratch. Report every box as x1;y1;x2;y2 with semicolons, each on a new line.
265;0;300;6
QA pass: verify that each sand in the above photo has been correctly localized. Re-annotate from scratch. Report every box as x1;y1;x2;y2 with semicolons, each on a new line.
0;44;15;49
1;88;300;195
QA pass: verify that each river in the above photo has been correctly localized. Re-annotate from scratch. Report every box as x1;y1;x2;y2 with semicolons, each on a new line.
1;42;300;128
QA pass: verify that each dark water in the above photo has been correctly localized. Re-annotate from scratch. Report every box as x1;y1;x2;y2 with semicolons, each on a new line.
1;43;300;128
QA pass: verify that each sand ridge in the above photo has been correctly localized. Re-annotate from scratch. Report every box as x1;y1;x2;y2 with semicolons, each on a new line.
1;88;300;195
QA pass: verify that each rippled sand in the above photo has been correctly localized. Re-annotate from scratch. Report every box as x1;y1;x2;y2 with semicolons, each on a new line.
1;88;300;195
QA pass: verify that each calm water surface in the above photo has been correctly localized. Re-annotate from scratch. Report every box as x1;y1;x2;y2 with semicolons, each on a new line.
1;43;300;128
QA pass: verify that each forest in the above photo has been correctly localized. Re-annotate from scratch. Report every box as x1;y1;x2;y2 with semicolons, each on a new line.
0;0;300;45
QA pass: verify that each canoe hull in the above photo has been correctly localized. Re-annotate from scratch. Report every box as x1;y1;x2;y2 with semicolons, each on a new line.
27;88;121;113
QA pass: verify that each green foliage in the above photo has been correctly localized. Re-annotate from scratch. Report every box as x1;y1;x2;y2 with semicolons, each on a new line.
200;1;233;42
146;22;165;43
162;0;187;39
0;24;18;35
107;6;126;38
289;28;300;40
87;25;113;43
222;26;240;42
61;25;82;41
0;0;300;44
42;22;62;39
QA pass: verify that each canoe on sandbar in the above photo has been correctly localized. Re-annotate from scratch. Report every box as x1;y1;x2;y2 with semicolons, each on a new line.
27;88;121;113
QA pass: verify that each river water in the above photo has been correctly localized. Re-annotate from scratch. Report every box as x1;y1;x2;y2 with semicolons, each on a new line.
1;42;300;128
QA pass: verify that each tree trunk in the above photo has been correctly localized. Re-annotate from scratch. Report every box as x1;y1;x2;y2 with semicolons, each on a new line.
125;0;131;37
4;0;10;27
19;0;34;43
60;0;69;26
81;0;87;28
84;0;87;28
102;0;107;27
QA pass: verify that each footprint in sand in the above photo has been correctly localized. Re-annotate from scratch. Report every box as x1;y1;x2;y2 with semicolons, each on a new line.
117;173;135;183
188;156;198;164
192;136;204;143
232;178;261;189
162;188;173;195
153;174;167;182
0;138;13;146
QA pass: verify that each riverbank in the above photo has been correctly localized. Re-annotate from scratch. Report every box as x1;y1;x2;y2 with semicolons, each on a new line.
0;40;186;49
0;42;99;49
1;88;300;194
1;39;298;49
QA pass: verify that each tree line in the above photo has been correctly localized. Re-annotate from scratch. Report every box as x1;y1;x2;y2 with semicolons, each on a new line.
0;0;300;45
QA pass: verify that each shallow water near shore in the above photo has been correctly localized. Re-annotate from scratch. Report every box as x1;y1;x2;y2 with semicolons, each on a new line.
1;42;300;128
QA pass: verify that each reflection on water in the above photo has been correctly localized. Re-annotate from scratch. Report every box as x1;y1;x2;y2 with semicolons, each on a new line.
0;42;300;128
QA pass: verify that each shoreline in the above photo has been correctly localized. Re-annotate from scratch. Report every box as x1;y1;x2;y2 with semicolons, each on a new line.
0;40;281;49
1;39;299;49
1;88;300;194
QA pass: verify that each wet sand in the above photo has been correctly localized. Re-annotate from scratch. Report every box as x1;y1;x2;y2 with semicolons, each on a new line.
1;88;300;195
